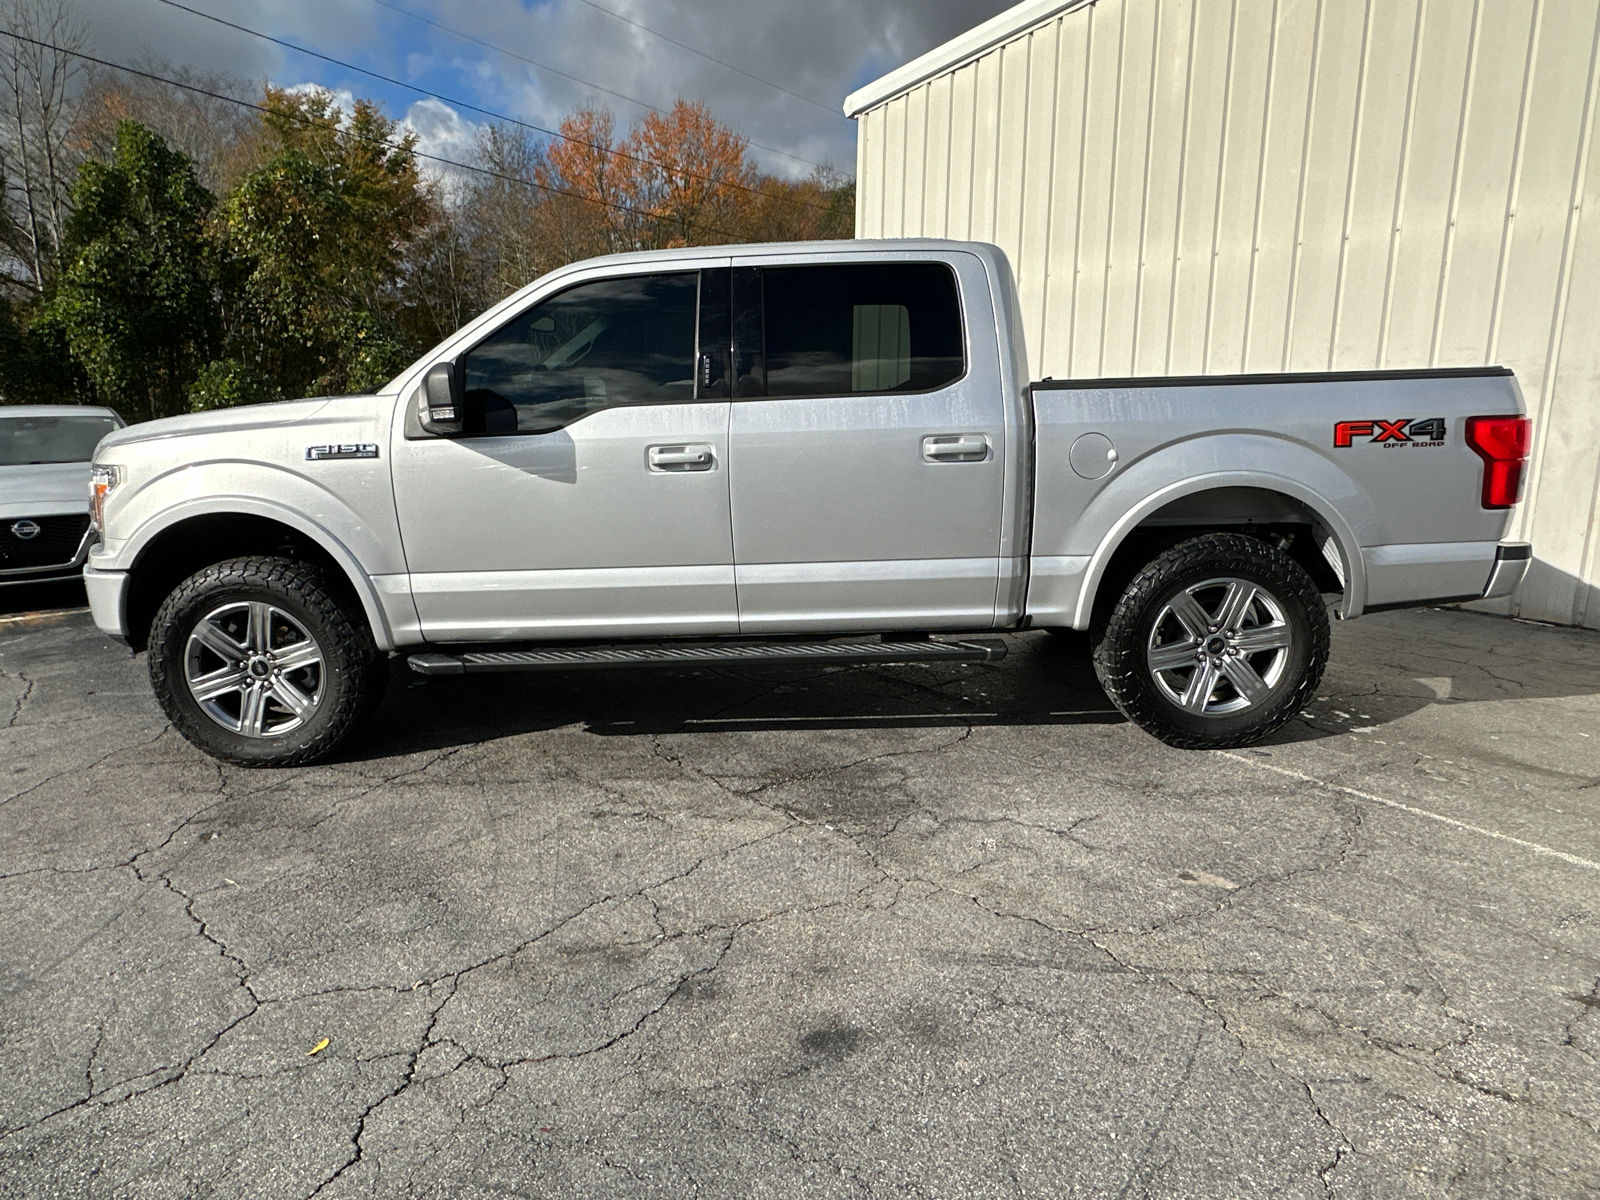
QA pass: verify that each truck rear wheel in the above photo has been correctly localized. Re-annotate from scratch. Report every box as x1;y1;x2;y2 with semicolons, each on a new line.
1092;533;1328;749
148;556;385;767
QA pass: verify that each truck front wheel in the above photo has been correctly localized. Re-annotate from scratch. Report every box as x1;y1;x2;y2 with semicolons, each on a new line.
1092;533;1329;749
148;557;386;767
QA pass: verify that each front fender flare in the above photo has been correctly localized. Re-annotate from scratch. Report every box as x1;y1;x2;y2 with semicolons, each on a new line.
121;496;398;651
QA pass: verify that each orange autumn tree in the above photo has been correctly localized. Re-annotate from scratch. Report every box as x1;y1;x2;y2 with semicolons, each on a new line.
624;99;755;248
535;105;632;259
537;100;757;253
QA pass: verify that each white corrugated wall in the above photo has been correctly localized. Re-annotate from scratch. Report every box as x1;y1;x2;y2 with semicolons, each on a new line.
855;0;1600;630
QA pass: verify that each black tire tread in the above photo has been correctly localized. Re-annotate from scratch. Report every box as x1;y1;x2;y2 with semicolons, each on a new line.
1091;532;1329;749
148;556;383;767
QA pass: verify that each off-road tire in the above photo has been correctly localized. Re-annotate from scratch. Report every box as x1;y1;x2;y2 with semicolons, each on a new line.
148;556;385;767
1092;533;1329;749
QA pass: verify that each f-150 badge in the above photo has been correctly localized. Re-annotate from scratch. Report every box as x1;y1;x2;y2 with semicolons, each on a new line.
1334;418;1446;448
305;443;380;461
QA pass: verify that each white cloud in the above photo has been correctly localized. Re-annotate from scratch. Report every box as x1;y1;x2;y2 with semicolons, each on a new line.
400;96;482;199
279;81;358;123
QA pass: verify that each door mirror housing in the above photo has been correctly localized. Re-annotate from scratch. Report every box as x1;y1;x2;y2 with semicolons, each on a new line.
418;361;462;436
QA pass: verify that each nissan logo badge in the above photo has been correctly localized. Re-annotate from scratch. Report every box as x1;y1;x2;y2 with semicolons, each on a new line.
10;519;40;541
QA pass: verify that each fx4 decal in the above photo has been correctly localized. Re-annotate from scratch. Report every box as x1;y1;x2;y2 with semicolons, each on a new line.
1333;418;1446;448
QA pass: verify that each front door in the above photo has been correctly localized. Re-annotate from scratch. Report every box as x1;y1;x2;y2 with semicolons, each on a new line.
727;259;1006;633
391;267;737;642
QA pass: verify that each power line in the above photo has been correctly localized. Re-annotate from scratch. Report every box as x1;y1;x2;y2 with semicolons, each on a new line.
568;0;840;116
152;0;836;216
0;29;750;243
365;0;826;171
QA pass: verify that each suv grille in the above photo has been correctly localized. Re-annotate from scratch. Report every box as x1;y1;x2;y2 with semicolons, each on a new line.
1;513;91;571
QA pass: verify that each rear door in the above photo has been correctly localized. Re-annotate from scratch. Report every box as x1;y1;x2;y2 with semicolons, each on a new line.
391;265;737;641
727;255;1006;632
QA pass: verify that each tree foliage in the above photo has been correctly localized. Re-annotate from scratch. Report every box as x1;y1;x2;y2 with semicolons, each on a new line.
0;59;854;415
209;88;429;400
47;120;217;421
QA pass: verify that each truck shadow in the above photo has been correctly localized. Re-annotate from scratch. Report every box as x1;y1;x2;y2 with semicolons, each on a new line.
349;631;1123;760
339;610;1600;761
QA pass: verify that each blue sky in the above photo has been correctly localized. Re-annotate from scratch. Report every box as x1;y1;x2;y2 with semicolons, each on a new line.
83;0;1018;179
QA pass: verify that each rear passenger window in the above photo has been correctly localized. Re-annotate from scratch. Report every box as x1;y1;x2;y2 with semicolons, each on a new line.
759;263;964;399
462;272;699;434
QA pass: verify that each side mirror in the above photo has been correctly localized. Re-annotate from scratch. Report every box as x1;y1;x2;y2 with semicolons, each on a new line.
418;361;462;436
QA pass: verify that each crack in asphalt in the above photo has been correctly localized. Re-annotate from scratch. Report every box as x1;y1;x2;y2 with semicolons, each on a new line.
922;881;1362;1188
942;857;1600;1183
0;859;262;1138
298;745;472;833
1122;797;1365;941
300;888;886;1198
0;725;173;808
1561;975;1600;1062
304;979;457;1198
648;725;975;805
2;668;33;727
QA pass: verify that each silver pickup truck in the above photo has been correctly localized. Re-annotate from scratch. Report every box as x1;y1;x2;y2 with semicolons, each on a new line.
83;239;1531;767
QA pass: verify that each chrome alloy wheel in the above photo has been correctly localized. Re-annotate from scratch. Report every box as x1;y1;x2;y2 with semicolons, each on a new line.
1145;576;1293;717
183;601;325;738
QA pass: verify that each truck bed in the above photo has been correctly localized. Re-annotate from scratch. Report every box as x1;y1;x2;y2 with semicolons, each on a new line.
1024;366;1525;628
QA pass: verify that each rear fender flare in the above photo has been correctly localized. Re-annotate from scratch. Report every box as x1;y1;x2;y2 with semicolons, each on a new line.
1073;469;1368;629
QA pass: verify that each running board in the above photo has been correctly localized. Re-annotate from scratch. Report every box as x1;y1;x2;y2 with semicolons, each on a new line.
406;637;1008;676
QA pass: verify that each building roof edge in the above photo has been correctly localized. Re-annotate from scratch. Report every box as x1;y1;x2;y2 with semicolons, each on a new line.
843;0;1095;118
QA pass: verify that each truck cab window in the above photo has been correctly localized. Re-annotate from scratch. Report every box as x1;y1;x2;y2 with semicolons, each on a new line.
462;272;699;434
758;263;964;399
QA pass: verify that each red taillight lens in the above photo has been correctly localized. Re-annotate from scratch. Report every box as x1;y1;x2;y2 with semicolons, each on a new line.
1465;415;1530;509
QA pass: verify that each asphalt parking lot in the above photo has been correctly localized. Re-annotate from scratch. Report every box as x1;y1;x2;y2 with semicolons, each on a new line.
1;586;1597;1199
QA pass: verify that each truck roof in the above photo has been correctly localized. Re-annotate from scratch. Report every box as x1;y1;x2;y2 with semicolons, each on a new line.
559;237;1007;273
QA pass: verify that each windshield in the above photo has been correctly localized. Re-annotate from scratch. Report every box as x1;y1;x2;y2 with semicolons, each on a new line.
0;414;122;466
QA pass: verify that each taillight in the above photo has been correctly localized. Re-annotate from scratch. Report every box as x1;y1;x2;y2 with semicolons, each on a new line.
1464;416;1530;509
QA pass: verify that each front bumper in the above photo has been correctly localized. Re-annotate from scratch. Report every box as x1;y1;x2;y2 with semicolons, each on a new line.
1481;541;1532;601
83;567;131;640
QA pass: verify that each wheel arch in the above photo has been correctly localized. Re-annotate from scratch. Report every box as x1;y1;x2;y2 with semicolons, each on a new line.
121;501;395;652
1071;474;1366;631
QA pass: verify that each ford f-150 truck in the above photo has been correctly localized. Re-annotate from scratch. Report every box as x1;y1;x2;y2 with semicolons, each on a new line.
82;239;1532;766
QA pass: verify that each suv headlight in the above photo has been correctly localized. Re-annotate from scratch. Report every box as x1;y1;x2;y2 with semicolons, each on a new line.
89;464;121;533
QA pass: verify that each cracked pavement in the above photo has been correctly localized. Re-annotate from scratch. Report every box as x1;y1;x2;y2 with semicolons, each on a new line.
1;592;1598;1198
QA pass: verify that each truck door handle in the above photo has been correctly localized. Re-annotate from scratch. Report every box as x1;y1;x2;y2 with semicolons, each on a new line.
922;433;990;463
648;443;716;472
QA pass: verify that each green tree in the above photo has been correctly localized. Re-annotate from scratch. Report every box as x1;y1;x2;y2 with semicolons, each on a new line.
46;120;218;421
0;295;87;404
213;87;429;399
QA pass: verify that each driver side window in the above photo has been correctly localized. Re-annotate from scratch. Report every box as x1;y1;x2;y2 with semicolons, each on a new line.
462;272;699;435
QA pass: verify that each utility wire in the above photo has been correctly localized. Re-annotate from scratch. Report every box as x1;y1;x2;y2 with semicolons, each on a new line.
568;0;839;116
0;29;751;243
152;0;836;215
365;0;825;170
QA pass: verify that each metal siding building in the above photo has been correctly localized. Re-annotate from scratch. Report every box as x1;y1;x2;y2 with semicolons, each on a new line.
847;0;1600;629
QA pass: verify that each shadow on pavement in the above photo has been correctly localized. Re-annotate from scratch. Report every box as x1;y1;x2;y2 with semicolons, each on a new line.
0;579;87;618
336;611;1600;763
340;631;1127;762
4;589;1597;763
